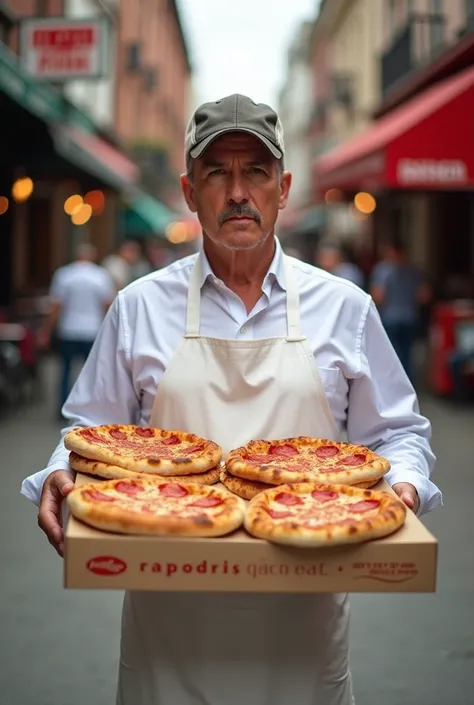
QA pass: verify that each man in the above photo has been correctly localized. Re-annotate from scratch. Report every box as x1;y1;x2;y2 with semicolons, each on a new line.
370;238;431;381
37;243;115;419
317;242;364;288
22;95;441;705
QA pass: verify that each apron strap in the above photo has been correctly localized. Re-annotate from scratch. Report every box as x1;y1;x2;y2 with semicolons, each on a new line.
185;250;305;341
283;256;305;342
185;253;203;337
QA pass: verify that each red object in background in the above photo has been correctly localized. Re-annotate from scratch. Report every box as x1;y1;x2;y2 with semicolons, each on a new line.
429;302;474;394
314;66;474;193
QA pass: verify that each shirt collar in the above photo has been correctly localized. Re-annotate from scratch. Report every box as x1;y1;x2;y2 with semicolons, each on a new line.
197;236;287;292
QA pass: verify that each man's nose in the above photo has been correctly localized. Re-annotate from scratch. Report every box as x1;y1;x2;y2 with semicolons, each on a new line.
226;174;249;204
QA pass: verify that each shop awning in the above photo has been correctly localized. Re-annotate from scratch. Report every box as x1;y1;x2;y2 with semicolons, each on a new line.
314;66;474;192
122;191;177;237
52;125;139;192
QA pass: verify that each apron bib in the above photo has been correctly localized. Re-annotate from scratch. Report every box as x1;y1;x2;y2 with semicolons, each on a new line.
117;254;354;705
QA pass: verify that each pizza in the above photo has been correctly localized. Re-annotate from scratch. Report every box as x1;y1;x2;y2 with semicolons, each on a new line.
226;437;390;487
244;482;406;547
69;452;220;485
64;425;222;476
67;477;245;537
219;467;272;500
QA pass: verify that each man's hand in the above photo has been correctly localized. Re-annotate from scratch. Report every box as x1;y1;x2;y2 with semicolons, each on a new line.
38;470;75;557
392;482;420;514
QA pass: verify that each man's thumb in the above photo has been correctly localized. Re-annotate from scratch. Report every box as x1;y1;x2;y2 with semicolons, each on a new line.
401;491;415;509
60;480;75;497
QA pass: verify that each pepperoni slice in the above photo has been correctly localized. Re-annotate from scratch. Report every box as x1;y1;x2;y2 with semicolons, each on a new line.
84;489;115;502
80;428;104;443
162;435;180;446
275;492;303;506
191;496;223;508
159;483;189;498
311;490;338;502
269;443;299;457
348;499;380;513
135;427;154;438
115;481;141;495
185;444;204;454
313;445;340;459
246;454;274;464
339;453;366;467
265;508;292;520
109;428;127;441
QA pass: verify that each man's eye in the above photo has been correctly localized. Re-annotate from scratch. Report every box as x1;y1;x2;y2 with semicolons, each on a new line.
209;169;225;176
248;167;265;174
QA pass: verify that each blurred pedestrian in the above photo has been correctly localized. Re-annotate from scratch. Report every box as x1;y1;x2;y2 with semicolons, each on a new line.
102;240;144;290
370;238;431;381
37;243;115;419
317;242;364;288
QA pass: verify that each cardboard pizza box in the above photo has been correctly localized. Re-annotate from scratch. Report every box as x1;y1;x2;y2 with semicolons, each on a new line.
64;474;438;593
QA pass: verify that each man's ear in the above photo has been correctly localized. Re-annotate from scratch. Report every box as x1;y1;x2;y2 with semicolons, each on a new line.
180;175;197;213
278;171;292;210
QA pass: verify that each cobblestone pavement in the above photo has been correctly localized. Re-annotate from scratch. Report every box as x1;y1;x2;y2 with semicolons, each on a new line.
1;360;473;705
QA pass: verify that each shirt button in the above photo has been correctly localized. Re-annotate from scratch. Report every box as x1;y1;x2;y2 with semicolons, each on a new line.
240;326;247;334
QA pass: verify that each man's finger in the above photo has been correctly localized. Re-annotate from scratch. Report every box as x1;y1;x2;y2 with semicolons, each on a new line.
401;492;415;509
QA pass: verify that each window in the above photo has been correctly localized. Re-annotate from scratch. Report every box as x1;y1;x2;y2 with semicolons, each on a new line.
429;0;444;53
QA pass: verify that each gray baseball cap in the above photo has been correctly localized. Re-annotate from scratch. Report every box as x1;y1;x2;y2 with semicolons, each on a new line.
185;94;285;162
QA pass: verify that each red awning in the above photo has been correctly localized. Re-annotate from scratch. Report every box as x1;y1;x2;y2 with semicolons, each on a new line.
314;66;474;192
53;125;139;190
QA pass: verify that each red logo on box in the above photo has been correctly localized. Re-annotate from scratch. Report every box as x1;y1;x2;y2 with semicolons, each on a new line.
87;556;127;576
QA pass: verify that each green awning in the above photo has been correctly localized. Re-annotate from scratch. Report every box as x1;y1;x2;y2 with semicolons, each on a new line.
122;192;177;237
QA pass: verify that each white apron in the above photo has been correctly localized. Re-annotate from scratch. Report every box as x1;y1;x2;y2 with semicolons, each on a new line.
117;254;354;705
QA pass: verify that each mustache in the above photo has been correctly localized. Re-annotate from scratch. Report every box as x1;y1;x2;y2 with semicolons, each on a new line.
218;204;262;226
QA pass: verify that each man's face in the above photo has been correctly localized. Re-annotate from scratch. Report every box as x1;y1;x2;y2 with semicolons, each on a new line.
181;133;291;251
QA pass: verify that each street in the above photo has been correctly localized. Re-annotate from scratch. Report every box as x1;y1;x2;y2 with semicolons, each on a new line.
1;361;473;705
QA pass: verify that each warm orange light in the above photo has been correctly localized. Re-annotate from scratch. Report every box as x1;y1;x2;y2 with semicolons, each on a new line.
12;177;34;203
324;188;343;204
354;191;376;214
0;197;9;215
71;203;93;225
166;221;188;244
64;194;83;215
84;190;105;215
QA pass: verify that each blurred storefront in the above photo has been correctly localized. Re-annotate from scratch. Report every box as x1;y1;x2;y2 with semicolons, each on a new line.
312;3;474;299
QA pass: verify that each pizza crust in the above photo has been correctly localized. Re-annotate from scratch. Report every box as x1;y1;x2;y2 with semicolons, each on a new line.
244;482;406;547
67;477;245;537
219;467;273;499
226;437;390;487
64;425;222;475
69;452;220;485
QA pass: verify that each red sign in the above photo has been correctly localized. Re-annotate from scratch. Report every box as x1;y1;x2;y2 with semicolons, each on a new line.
20;17;107;80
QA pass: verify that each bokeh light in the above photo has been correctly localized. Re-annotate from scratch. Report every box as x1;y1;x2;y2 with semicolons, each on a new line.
12;177;34;203
354;191;376;214
71;203;93;225
84;190;105;215
64;194;83;215
0;197;9;215
166;221;188;244
324;188;343;204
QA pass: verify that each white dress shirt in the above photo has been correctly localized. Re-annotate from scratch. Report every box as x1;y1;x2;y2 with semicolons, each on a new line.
50;261;115;340
22;239;441;514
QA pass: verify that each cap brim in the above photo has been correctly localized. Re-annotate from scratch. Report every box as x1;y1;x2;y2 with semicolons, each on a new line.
189;127;283;160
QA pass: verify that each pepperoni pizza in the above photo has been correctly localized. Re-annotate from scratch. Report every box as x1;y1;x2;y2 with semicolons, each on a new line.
64;425;222;475
69;451;220;485
67;477;245;537
244;482;406;547
226;437;390;487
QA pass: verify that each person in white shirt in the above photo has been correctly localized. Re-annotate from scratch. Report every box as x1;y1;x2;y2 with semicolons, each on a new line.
23;95;441;705
38;243;115;419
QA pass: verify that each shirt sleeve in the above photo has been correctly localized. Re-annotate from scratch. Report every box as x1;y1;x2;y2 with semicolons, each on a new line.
346;300;442;515
20;295;140;506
